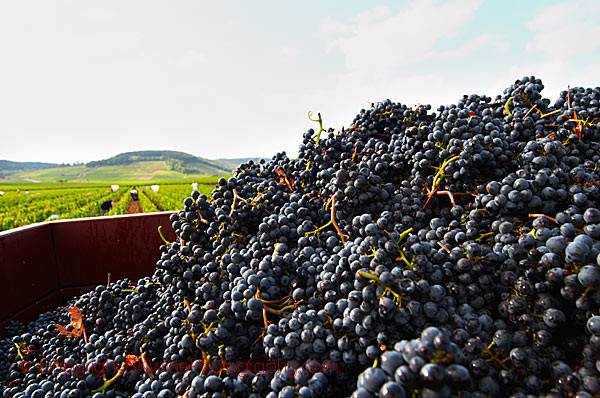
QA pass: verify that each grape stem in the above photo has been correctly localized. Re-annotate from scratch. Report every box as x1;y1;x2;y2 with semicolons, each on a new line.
260;296;291;307
476;232;494;242
12;341;25;361
263;304;296;317
255;288;270;330
540;109;561;119
535;130;556;142
342;125;361;132
528;214;557;224
504;97;513;116
329;197;347;244
397;249;412;267
7;379;21;388
197;211;209;225
397;227;413;242
357;270;380;283
82;323;88;345
523;104;538;119
201;351;210;375
140;351;154;379
433;155;460;189
92;363;126;394
567;113;584;138
230;189;250;216
157;226;171;247
250;191;267;206
435;190;476;207
372;357;379;368
437;241;451;253
305;197;347;244
359;271;404;305
308;111;325;146
481;342;511;370
421;155;462;210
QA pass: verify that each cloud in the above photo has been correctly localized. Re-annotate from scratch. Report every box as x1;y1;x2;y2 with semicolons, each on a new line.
436;34;508;61
320;0;483;73
316;0;597;119
169;50;208;68
314;0;511;116
502;0;600;101
526;1;600;59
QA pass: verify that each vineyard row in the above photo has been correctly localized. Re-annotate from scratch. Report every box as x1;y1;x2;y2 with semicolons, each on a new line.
0;184;216;231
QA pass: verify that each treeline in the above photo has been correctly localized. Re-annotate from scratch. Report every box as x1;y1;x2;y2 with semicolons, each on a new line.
166;158;197;174
0;160;65;171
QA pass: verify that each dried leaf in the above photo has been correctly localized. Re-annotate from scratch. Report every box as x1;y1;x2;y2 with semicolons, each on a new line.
55;306;87;343
126;354;139;367
274;169;295;191
68;306;84;332
55;323;80;338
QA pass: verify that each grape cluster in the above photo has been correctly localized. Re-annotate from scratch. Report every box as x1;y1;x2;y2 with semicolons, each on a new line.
1;77;600;397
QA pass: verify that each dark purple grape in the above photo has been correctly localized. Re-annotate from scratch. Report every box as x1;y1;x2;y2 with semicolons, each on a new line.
578;265;600;288
544;308;567;328
587;316;600;336
445;364;471;388
380;351;405;377
419;364;445;389
357;367;388;393
565;241;590;264
379;381;406;398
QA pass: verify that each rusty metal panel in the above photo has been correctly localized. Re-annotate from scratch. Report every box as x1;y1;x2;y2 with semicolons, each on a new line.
52;212;176;287
0;212;176;332
0;224;60;322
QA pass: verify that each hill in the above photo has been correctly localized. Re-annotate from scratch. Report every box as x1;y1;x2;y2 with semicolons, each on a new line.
0;160;62;170
0;151;260;182
84;150;242;175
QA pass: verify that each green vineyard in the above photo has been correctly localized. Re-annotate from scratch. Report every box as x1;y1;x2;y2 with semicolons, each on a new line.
0;179;221;232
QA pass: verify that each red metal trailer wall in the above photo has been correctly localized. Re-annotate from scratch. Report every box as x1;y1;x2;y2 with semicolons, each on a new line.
0;212;176;336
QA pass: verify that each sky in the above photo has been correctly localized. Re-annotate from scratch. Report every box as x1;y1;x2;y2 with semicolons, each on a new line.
0;0;599;164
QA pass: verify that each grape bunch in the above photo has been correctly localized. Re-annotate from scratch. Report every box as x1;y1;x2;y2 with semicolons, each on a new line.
1;76;600;397
353;326;471;398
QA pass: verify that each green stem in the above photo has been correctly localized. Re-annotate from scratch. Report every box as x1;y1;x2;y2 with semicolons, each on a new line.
398;249;412;267
305;220;333;237
504;97;513;116
358;270;380;283
398;227;413;242
432;155;460;191
157;226;171;246
308;111;325;146
540;109;561;119
12;341;24;361
372;356;379;368
92;363;126;394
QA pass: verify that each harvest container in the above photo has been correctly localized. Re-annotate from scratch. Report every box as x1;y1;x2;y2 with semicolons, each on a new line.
0;212;177;337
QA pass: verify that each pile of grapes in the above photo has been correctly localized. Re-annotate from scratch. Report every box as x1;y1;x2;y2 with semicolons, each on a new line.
2;76;600;398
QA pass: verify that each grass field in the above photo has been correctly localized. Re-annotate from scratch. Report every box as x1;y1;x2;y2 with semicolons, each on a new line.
0;177;225;231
